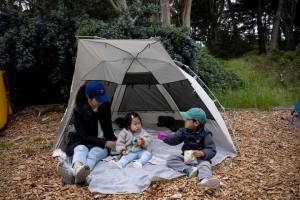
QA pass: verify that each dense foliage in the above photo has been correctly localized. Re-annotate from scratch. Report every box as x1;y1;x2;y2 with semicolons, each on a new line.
0;7;77;104
0;1;243;105
197;49;244;90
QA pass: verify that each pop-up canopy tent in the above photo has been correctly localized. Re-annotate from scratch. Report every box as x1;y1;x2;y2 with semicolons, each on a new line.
53;38;237;165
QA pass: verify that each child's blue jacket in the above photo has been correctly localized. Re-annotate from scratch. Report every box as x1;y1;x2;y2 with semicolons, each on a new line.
163;126;216;161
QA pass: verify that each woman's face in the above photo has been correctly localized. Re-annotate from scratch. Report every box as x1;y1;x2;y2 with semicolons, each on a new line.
130;117;141;133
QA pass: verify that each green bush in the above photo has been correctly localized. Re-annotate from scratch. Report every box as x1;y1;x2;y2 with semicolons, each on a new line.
0;7;77;105
197;49;244;90
268;47;300;86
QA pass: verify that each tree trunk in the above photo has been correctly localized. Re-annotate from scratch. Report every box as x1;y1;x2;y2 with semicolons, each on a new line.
207;0;224;49
182;0;193;28
226;0;238;34
109;0;128;13
160;0;171;26
271;0;284;49
281;0;296;50
256;0;266;54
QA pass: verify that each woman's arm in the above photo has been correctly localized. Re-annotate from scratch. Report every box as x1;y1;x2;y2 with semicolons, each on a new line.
98;102;117;141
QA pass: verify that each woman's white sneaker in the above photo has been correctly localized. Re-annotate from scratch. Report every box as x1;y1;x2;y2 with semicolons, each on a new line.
74;165;90;184
57;161;75;184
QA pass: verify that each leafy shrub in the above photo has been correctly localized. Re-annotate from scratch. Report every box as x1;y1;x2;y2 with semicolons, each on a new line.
0;1;243;105
0;8;77;105
197;49;244;90
268;47;300;86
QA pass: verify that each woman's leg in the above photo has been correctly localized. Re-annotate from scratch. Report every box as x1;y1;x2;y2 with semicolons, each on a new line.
72;145;89;167
86;147;108;170
136;150;152;165
118;152;139;168
57;144;88;184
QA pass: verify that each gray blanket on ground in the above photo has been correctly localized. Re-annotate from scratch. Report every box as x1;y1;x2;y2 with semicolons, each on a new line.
87;130;235;194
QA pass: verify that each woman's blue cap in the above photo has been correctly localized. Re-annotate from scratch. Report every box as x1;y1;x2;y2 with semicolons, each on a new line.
85;81;109;103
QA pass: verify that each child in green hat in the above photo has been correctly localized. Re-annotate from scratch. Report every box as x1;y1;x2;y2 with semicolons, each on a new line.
158;107;220;189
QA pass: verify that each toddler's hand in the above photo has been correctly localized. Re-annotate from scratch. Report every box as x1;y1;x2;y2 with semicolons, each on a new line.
136;138;144;146
193;150;205;158
157;131;168;140
120;148;127;156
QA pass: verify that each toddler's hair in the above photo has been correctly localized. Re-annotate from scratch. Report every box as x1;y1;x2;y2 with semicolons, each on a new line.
123;112;142;129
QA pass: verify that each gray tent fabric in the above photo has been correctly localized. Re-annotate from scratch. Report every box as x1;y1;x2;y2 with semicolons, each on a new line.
54;37;237;161
53;38;238;193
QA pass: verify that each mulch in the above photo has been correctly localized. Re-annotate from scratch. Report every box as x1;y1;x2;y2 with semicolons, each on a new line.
0;106;299;200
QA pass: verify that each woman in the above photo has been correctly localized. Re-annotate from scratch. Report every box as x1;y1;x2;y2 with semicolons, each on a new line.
58;81;117;184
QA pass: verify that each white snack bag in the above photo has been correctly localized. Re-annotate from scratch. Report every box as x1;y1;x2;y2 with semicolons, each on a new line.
184;150;197;164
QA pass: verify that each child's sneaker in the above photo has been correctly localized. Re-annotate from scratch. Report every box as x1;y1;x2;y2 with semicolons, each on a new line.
198;177;220;189
132;161;143;168
74;165;90;184
57;161;75;184
188;167;198;178
109;160;123;169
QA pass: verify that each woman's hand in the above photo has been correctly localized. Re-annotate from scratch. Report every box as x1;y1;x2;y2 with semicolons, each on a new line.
136;138;144;146
105;141;116;149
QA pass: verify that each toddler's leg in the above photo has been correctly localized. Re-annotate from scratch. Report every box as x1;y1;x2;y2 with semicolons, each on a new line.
118;152;139;168
136;150;152;166
166;155;193;174
197;160;220;189
196;160;213;180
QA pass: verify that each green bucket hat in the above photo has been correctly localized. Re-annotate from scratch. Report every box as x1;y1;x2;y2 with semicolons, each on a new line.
180;107;207;124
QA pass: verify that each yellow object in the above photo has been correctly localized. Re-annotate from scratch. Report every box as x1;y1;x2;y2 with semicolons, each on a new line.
0;69;12;129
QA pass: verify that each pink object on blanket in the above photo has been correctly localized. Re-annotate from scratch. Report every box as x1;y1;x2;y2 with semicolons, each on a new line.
157;131;168;140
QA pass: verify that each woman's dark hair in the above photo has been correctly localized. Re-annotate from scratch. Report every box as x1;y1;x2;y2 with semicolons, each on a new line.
75;84;88;107
123;112;142;129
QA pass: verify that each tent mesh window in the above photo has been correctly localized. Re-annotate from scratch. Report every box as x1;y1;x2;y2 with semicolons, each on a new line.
119;84;172;111
122;73;159;84
163;80;214;119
